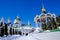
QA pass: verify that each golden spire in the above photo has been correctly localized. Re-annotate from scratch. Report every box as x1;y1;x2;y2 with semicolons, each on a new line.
42;4;46;13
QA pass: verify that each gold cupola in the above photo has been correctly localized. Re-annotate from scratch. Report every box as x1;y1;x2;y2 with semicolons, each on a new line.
42;5;46;13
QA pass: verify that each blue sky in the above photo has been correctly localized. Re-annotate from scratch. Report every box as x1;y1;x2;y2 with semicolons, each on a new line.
0;0;60;27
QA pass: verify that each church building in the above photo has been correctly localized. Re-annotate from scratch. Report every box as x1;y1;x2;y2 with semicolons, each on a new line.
34;5;57;30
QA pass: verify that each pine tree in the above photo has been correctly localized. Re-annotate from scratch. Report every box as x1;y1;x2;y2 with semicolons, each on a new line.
10;27;13;35
5;24;8;36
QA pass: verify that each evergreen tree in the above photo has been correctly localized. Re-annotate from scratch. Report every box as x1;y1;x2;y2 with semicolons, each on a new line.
13;28;14;34
10;27;13;35
18;31;22;35
52;18;57;29
5;24;8;36
0;22;4;37
1;27;4;37
56;15;60;26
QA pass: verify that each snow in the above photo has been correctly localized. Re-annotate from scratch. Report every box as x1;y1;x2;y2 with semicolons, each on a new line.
30;32;60;40
34;27;40;33
0;32;60;40
44;30;50;33
12;35;38;40
0;35;20;40
58;27;60;30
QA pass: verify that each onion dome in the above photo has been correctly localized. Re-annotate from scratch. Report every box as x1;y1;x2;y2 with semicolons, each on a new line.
14;16;21;24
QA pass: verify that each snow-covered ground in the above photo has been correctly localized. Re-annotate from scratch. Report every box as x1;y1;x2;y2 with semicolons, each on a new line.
30;32;60;40
0;32;60;40
0;35;20;40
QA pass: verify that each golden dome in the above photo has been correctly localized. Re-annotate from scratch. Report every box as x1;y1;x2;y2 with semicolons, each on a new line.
42;5;46;13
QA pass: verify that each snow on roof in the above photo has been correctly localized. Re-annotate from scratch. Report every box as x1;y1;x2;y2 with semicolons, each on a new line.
24;27;32;29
